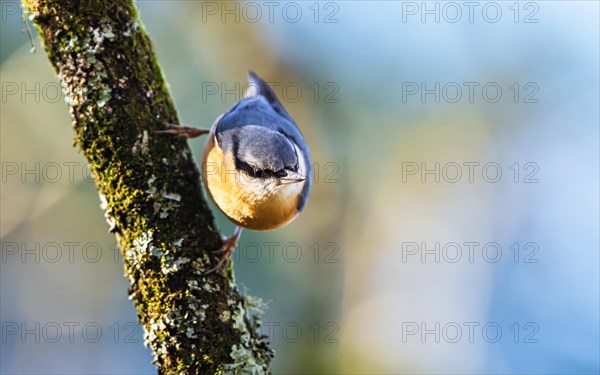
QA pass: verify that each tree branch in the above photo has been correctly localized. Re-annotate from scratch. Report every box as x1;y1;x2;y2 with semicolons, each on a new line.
23;1;273;373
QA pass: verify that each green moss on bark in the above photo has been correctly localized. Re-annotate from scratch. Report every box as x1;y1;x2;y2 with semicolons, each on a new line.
23;1;273;373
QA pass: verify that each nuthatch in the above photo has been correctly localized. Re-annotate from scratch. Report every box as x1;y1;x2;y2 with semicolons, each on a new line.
157;72;312;272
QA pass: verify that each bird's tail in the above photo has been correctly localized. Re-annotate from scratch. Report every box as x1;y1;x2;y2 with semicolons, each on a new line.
245;70;294;122
246;71;279;103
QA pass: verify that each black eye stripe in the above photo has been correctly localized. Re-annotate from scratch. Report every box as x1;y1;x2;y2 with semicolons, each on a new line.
235;160;275;179
235;160;256;176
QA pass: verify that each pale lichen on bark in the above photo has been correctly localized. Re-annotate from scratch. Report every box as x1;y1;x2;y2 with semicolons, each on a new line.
23;1;273;373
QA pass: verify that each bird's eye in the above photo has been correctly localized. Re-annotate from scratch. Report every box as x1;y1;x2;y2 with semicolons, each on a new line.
254;169;264;178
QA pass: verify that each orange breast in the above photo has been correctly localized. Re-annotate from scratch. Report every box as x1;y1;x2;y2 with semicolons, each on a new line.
202;135;300;231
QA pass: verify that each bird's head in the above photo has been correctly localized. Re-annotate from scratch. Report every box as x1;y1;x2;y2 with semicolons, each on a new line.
232;125;306;197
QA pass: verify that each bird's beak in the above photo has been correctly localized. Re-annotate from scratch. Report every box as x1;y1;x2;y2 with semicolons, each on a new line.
280;171;306;184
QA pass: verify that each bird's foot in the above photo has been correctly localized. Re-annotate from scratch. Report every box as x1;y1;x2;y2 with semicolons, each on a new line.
154;123;209;139
205;227;243;274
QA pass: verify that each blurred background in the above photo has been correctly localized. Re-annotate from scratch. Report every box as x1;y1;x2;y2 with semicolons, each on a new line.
1;1;598;373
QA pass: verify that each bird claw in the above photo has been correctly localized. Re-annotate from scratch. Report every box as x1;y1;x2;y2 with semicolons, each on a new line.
205;227;243;274
154;123;209;139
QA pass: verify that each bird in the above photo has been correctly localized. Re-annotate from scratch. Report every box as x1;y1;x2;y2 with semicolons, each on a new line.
156;71;312;272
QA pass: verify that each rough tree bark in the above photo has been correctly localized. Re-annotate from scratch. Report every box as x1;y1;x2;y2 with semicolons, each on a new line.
22;1;273;373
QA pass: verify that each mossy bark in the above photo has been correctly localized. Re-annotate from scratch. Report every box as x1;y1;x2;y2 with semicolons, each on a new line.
23;1;273;373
